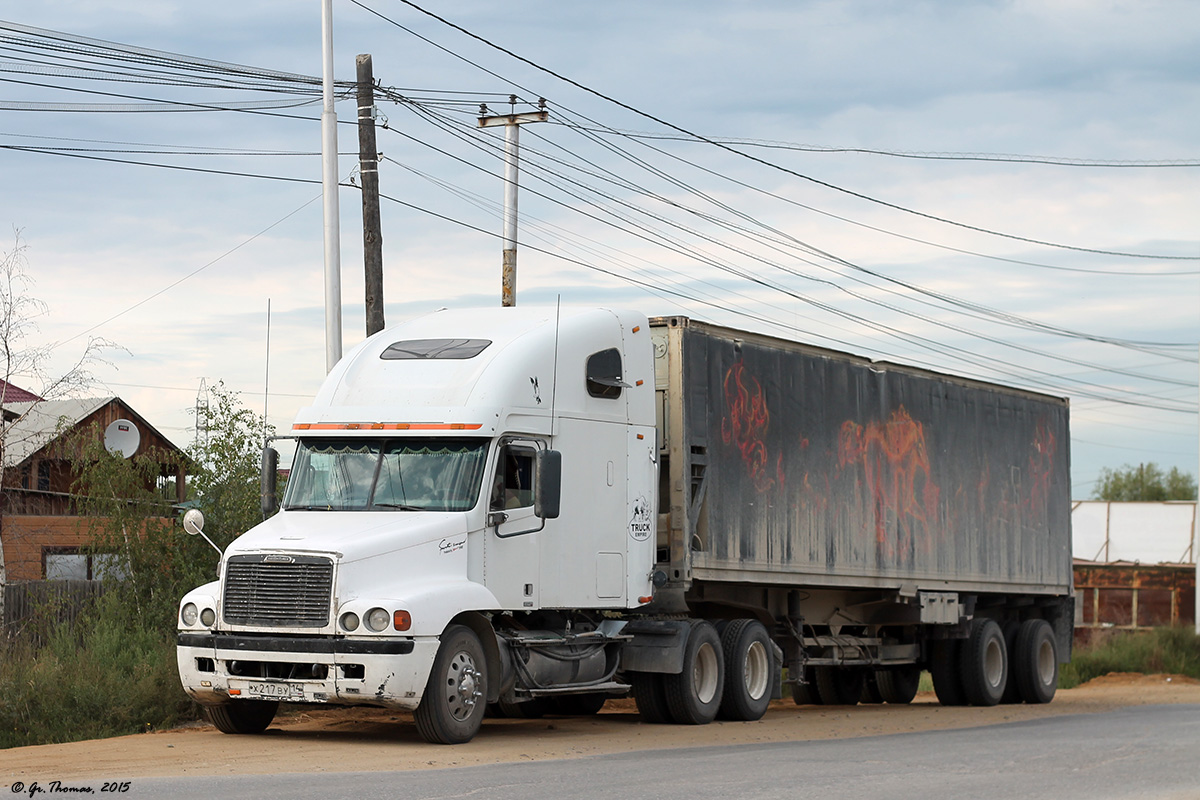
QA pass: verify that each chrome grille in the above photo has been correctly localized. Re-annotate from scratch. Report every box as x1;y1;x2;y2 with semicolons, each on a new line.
222;554;333;627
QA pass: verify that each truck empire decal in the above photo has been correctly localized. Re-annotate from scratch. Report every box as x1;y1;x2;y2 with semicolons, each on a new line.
629;495;652;541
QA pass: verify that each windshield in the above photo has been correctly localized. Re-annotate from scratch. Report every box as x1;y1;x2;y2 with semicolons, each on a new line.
282;438;489;512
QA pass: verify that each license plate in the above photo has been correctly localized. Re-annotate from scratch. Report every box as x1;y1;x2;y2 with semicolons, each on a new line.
246;681;302;700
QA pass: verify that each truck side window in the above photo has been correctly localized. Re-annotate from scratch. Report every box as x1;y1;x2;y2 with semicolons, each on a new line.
490;447;535;510
586;348;625;399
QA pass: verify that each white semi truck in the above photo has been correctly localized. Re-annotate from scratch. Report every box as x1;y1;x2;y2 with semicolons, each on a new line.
177;306;1073;744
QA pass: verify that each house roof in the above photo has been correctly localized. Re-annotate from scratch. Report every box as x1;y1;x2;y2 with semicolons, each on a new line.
1;396;185;469
0;379;44;405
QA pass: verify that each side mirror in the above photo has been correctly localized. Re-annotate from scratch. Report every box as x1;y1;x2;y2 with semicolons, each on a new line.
261;446;280;517
534;449;562;520
182;508;222;557
183;509;205;536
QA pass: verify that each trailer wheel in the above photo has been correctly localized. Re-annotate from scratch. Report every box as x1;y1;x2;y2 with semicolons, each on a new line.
414;624;488;744
875;664;920;704
930;639;968;706
631;672;673;723
554;693;608;716
815;666;864;705
1014;619;1058;704
959;618;1008;706
1000;621;1022;704
790;667;819;705
204;700;278;734
717;619;774;721
860;671;884;704
663;620;724;724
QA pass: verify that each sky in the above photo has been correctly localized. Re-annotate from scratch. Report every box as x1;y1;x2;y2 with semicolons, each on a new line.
1;0;1197;501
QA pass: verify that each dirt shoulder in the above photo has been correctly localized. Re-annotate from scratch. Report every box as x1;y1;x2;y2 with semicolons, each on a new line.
4;673;1198;781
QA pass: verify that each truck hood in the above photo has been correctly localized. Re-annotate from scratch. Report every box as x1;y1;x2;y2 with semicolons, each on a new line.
227;509;470;565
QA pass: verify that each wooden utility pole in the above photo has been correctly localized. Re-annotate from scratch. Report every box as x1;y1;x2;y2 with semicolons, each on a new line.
357;54;385;336
478;97;548;307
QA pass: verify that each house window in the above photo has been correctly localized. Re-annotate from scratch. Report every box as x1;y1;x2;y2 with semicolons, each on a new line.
586;348;626;399
37;462;50;492
43;548;127;581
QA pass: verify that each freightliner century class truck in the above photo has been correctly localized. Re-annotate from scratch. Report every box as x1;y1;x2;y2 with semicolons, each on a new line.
177;306;1073;744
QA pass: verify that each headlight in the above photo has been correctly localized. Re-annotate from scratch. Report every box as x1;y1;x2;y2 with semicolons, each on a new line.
340;612;360;632
365;607;390;632
181;603;198;626
200;608;216;627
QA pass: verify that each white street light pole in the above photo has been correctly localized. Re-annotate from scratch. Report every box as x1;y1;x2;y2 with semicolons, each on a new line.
321;0;343;372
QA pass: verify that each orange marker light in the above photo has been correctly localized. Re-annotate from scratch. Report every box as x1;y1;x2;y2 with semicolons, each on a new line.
632;326;641;333
637;596;654;604
393;610;412;631
228;689;241;696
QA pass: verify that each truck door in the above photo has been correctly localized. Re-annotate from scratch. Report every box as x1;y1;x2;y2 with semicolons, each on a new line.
484;439;541;609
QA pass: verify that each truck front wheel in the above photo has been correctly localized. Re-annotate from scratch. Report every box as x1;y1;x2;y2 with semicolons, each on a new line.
663;620;724;724
204;699;278;734
414;625;488;744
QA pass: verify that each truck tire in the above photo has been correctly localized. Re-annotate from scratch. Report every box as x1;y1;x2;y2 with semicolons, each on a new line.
1000;621;1022;704
631;672;673;723
930;639;968;706
204;699;278;734
959;618;1008;707
663;620;724;724
814;666;864;706
414;624;488;744
1014;619;1058;704
790;667;819;705
717;619;774;721
875;664;920;704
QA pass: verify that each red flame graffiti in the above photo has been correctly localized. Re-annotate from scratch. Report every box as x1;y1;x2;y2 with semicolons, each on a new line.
838;406;940;555
721;361;783;492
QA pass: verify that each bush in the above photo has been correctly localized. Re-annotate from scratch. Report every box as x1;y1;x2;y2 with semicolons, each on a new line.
0;594;198;749
1059;627;1200;689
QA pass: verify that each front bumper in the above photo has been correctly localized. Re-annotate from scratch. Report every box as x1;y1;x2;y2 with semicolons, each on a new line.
176;632;439;711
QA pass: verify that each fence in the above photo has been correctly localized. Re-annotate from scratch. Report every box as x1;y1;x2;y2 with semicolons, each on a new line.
2;580;109;647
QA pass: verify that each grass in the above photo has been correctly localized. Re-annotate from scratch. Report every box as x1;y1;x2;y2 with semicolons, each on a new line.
0;595;199;749
1059;627;1200;689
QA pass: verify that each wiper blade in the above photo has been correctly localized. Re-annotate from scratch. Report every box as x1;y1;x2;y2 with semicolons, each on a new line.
372;503;424;511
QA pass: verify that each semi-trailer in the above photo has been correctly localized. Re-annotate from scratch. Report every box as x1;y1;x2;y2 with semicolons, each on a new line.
177;306;1072;743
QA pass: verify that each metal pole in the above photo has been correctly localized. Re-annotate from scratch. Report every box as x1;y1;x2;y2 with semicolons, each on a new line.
321;0;343;372
1195;343;1199;634
357;54;385;336
501;121;519;307
478;99;547;308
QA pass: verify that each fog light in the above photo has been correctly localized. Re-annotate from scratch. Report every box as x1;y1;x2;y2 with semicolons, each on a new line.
200;608;216;627
340;612;360;632
365;607;390;632
181;603;198;626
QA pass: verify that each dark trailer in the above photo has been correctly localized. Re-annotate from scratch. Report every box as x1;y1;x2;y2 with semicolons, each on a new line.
649;316;1073;705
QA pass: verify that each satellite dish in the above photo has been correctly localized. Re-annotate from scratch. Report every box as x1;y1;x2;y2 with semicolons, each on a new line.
104;419;141;459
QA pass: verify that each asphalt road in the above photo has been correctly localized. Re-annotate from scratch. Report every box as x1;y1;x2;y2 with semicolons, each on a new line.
11;704;1199;800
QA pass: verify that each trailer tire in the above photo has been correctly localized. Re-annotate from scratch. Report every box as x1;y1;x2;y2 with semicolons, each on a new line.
717;619;774;721
1000;621;1022;704
631;672;673;723
1014;619;1058;704
204;700;278;734
791;667;819;705
663;620;724;724
930;639;968;706
414;624;488;744
959;618;1008;707
875;664;920;704
815;666;864;706
860;671;884;704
